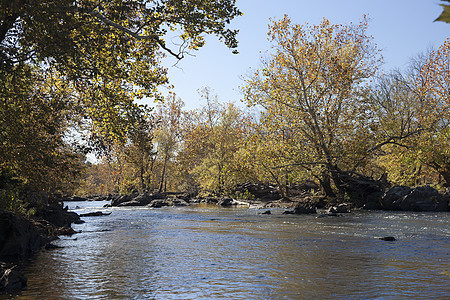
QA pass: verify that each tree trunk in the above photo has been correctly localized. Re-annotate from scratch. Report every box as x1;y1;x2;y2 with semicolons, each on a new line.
439;167;450;187
158;154;168;193
319;171;336;198
140;165;146;192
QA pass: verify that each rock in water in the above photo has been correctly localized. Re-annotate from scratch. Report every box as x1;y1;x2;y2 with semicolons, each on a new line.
327;204;350;214
293;203;317;214
400;186;448;211
80;211;111;217
218;197;234;207
381;186;412;210
381;185;449;212
379;236;396;241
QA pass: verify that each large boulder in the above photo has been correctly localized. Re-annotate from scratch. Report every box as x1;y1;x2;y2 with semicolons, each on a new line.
115;193;165;207
381;185;449;211
147;199;170;208
117;200;143;207
111;194;132;206
0;210;48;260
381;186;412;210
217;197;234;207
399;186;448;212
33;204;81;228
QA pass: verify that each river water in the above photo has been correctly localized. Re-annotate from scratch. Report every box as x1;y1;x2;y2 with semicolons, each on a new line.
6;201;450;299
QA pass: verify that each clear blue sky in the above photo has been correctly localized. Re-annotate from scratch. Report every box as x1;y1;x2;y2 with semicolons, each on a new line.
147;0;449;110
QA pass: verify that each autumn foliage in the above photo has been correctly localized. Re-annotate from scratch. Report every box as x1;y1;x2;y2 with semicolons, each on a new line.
1;8;448;207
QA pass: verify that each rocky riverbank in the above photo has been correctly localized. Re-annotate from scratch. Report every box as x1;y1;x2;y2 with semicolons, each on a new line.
77;183;450;213
0;203;82;293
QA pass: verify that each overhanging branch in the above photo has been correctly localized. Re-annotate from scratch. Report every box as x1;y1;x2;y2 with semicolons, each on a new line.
88;10;184;59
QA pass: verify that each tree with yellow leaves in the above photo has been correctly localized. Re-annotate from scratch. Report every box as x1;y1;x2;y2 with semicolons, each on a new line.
411;39;450;187
244;16;382;199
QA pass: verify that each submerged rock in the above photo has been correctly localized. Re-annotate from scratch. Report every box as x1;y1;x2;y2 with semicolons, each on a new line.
379;236;396;241
317;213;340;218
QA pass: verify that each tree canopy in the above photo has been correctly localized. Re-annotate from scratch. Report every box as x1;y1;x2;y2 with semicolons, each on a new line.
0;0;242;207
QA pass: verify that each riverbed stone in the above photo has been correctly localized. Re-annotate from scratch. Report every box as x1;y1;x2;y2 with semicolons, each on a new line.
362;201;382;210
218;197;234;207
379;236;396;241
111;194;132;206
171;199;189;207
147;199;170;208
80;211;111;217
293;203;317;214
381;186;412;210
327;203;350;213
399;185;448;211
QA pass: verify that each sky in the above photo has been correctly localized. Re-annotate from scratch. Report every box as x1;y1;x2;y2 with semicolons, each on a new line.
147;0;449;110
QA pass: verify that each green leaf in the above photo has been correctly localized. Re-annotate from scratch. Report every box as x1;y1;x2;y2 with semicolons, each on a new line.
435;4;450;23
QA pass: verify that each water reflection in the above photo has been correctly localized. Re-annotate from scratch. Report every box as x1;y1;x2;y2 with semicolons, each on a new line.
5;203;449;299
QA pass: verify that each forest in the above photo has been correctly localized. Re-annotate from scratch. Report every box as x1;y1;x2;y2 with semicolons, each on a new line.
0;1;449;214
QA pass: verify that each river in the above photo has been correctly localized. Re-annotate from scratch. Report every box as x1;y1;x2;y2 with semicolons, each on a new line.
5;201;450;299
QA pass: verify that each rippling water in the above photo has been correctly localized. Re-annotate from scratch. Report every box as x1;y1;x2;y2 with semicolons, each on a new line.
5;201;450;299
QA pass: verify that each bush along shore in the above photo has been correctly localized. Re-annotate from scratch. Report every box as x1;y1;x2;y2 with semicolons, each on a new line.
1;183;449;293
0;200;82;293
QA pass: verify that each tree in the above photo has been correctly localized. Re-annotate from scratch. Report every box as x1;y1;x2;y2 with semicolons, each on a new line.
368;40;449;188
0;64;87;212
237;111;311;199
412;39;450;186
244;16;382;199
0;0;242;204
178;88;249;195
0;0;242;153
154;93;184;192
